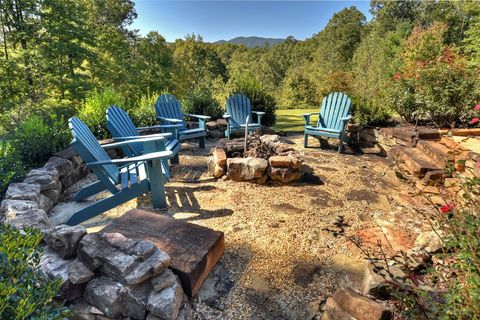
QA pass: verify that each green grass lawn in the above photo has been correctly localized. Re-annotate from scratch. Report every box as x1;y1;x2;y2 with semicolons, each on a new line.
273;108;318;132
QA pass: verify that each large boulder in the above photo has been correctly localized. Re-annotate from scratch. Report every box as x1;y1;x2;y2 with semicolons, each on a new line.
147;273;184;320
69;260;95;285
85;277;146;319
44;156;74;178
4;183;41;202
78;233;170;285
23;168;60;191
227;157;268;181
40;249;84;301
44;224;87;258
0;199;50;232
331;287;392;320
414;231;444;254
268;167;301;183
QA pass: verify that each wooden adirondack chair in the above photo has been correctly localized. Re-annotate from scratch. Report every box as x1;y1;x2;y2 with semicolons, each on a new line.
106;105;181;176
302;92;352;153
224;94;265;140
66;117;172;226
154;94;210;148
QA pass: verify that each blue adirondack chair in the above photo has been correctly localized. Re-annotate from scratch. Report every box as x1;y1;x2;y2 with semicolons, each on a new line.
302;92;352;153
66;117;172;225
106;105;181;177
154;94;210;148
223;94;265;139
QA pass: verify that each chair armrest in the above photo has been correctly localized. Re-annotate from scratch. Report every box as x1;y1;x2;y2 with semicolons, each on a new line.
136;124;164;131
340;115;352;122
102;136;166;150
301;112;320;126
252;111;266;115
156;116;183;124
223;114;231;120
112;133;172;141
300;112;320;117
88;151;173;166
185;114;211;120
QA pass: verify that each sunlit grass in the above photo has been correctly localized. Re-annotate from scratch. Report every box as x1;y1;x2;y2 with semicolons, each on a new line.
273;108;319;132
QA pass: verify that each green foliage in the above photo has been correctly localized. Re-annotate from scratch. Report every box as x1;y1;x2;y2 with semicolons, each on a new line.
228;75;277;126
129;91;160;128
9;115;70;169
0;225;70;319
352;98;391;126
392;23;479;126
0;141;26;197
78;88;125;139
182;88;223;120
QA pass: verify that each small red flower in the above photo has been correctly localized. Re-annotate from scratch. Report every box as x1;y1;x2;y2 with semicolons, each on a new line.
470;117;480;125
440;204;455;213
393;73;402;80
475;105;480;111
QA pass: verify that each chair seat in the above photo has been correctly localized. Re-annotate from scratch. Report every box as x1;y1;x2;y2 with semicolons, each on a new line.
178;128;206;141
305;126;341;134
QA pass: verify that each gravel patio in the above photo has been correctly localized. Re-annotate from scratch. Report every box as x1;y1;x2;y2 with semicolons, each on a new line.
54;134;429;320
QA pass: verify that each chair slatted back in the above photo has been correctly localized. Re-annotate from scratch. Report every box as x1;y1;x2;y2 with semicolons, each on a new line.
69;117;118;185
226;94;252;126
154;94;186;129
317;92;352;131
106;106;143;156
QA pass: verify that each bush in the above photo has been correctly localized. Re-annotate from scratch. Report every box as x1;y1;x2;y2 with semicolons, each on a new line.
182;88;223;120
0;225;70;319
352;97;392;126
390;23;479;127
78;88;125;139
9;115;70;169
228;76;277;126
0;141;25;197
129;90;159;128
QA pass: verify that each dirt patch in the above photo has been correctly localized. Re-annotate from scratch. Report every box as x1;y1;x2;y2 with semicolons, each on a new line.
345;189;379;202
293;263;323;287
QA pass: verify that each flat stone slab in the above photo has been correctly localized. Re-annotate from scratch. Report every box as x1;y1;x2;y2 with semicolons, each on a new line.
102;209;225;297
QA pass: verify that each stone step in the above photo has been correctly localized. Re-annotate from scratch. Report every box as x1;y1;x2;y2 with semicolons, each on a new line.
102;209;225;297
389;146;442;178
416;140;455;167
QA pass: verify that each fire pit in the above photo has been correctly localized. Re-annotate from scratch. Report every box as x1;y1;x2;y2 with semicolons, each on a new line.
207;134;302;184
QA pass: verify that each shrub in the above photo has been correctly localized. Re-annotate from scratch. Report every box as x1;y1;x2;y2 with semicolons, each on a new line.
182;88;223;120
228;76;276;126
0;225;70;319
129;90;159;128
390;23;479;127
78;88;125;139
352;97;392;126
0;141;25;197
9;115;70;169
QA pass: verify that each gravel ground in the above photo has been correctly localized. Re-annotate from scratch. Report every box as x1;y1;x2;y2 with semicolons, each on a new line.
61;134;423;320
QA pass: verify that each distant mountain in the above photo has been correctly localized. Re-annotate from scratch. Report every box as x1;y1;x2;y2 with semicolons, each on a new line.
214;36;285;48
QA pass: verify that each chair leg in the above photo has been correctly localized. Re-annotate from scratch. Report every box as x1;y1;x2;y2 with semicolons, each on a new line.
146;158;167;209
338;136;345;153
304;133;308;148
170;153;179;165
225;128;230;140
199;136;205;149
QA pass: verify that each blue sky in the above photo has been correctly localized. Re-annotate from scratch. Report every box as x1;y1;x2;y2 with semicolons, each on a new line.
131;1;372;42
